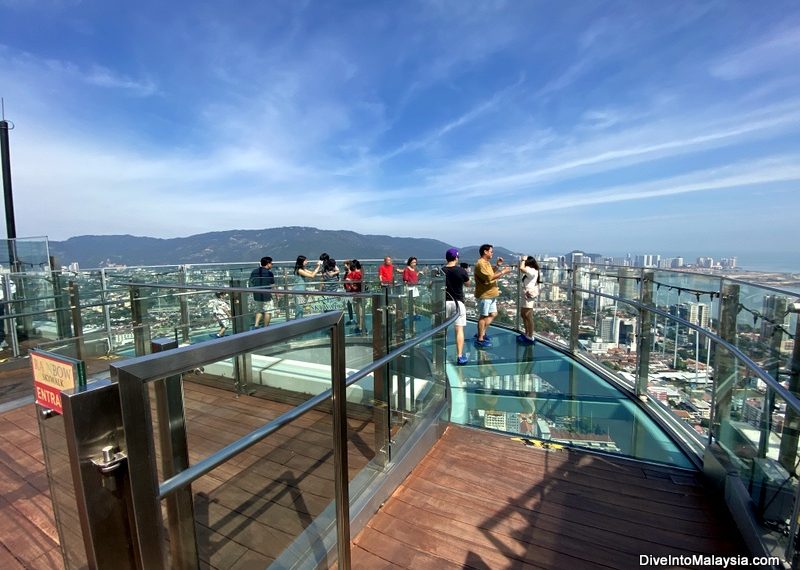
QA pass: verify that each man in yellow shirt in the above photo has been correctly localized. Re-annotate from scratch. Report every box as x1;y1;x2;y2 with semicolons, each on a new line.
474;244;512;347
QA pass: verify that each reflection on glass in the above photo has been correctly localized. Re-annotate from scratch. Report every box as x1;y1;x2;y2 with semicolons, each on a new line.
448;323;692;468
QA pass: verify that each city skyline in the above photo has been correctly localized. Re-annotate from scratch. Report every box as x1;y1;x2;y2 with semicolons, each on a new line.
1;2;799;268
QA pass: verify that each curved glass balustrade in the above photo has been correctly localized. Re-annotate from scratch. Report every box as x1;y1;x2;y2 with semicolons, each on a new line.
447;322;694;468
7;257;800;567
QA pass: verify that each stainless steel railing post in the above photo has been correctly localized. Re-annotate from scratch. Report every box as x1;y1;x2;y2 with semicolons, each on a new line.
711;282;739;443
230;278;253;394
177;267;190;344
151;338;198;570
371;292;389;466
129;284;150;356
779;310;800;473
100;268;114;353
69;280;86;361
569;264;580;353
61;379;138;570
514;262;521;333
636;270;654;399
330;314;351;570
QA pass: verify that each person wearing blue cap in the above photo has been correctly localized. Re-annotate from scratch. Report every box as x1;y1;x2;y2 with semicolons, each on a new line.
443;247;470;365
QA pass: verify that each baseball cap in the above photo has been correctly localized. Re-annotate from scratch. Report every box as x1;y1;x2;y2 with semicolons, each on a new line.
445;247;459;261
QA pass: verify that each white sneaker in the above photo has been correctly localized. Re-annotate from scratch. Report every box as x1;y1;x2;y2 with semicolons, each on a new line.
0;341;8;349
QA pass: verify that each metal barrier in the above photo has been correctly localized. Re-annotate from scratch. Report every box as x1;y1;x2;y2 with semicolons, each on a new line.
55;286;456;569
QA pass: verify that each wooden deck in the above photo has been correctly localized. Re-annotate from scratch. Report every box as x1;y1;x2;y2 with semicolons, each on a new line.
0;375;381;569
351;425;746;569
0;404;64;569
1;378;745;569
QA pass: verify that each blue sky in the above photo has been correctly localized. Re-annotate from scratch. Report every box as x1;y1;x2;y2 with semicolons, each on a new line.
1;1;799;267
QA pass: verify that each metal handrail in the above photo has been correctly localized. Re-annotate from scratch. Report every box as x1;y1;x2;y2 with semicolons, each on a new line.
158;307;458;499
117;280;396;299
572;262;800;297
573;286;800;416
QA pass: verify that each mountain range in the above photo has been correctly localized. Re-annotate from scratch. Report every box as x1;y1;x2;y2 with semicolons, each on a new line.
49;227;516;268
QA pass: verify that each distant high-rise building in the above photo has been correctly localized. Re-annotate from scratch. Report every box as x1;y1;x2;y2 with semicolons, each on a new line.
635;254;659;268
671;257;684;268
484;411;507;431
696;257;714;268
618;317;637;345
601;316;620;344
688;303;710;329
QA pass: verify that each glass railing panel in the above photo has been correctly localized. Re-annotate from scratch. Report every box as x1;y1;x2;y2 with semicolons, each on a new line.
0;236;51;271
755;390;799;558
62;270;109;333
34;325;146;370
150;354;341;568
574;278;641;369
4;271;67;345
531;262;572;347
649;269;721;341
727;278;799;385
448;323;693;468
344;361;383;509
711;342;799;558
575;263;641;305
385;337;447;455
36;393;90;569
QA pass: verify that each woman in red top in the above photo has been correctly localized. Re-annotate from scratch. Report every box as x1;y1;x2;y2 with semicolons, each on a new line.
403;256;424;320
402;257;424;294
345;259;365;333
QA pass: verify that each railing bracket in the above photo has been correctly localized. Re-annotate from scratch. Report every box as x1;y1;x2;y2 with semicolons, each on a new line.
92;445;128;475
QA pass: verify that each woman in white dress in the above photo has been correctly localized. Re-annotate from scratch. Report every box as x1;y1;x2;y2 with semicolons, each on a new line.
517;255;541;344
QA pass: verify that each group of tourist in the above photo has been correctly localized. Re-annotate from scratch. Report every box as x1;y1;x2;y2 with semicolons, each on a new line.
441;245;541;366
209;247;542;367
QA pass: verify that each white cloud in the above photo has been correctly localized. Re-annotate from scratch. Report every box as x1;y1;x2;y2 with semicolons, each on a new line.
414;99;800;200
84;65;157;96
482;158;800;219
711;24;800;80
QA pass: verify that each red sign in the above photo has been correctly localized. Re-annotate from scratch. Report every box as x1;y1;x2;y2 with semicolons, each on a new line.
30;351;85;415
34;383;63;414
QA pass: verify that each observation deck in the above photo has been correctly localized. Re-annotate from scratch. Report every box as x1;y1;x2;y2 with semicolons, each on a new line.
0;245;795;568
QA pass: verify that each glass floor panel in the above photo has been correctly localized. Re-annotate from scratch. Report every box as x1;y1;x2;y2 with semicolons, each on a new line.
447;323;694;469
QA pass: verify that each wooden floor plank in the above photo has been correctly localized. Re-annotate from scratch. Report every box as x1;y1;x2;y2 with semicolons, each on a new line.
353;425;747;570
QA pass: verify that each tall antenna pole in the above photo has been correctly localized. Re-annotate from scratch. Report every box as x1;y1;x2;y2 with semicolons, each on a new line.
1;98;19;269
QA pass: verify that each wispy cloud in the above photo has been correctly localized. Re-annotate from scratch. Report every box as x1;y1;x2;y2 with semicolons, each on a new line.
415;99;800;200
482;157;800;219
84;65;157;96
711;24;800;80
